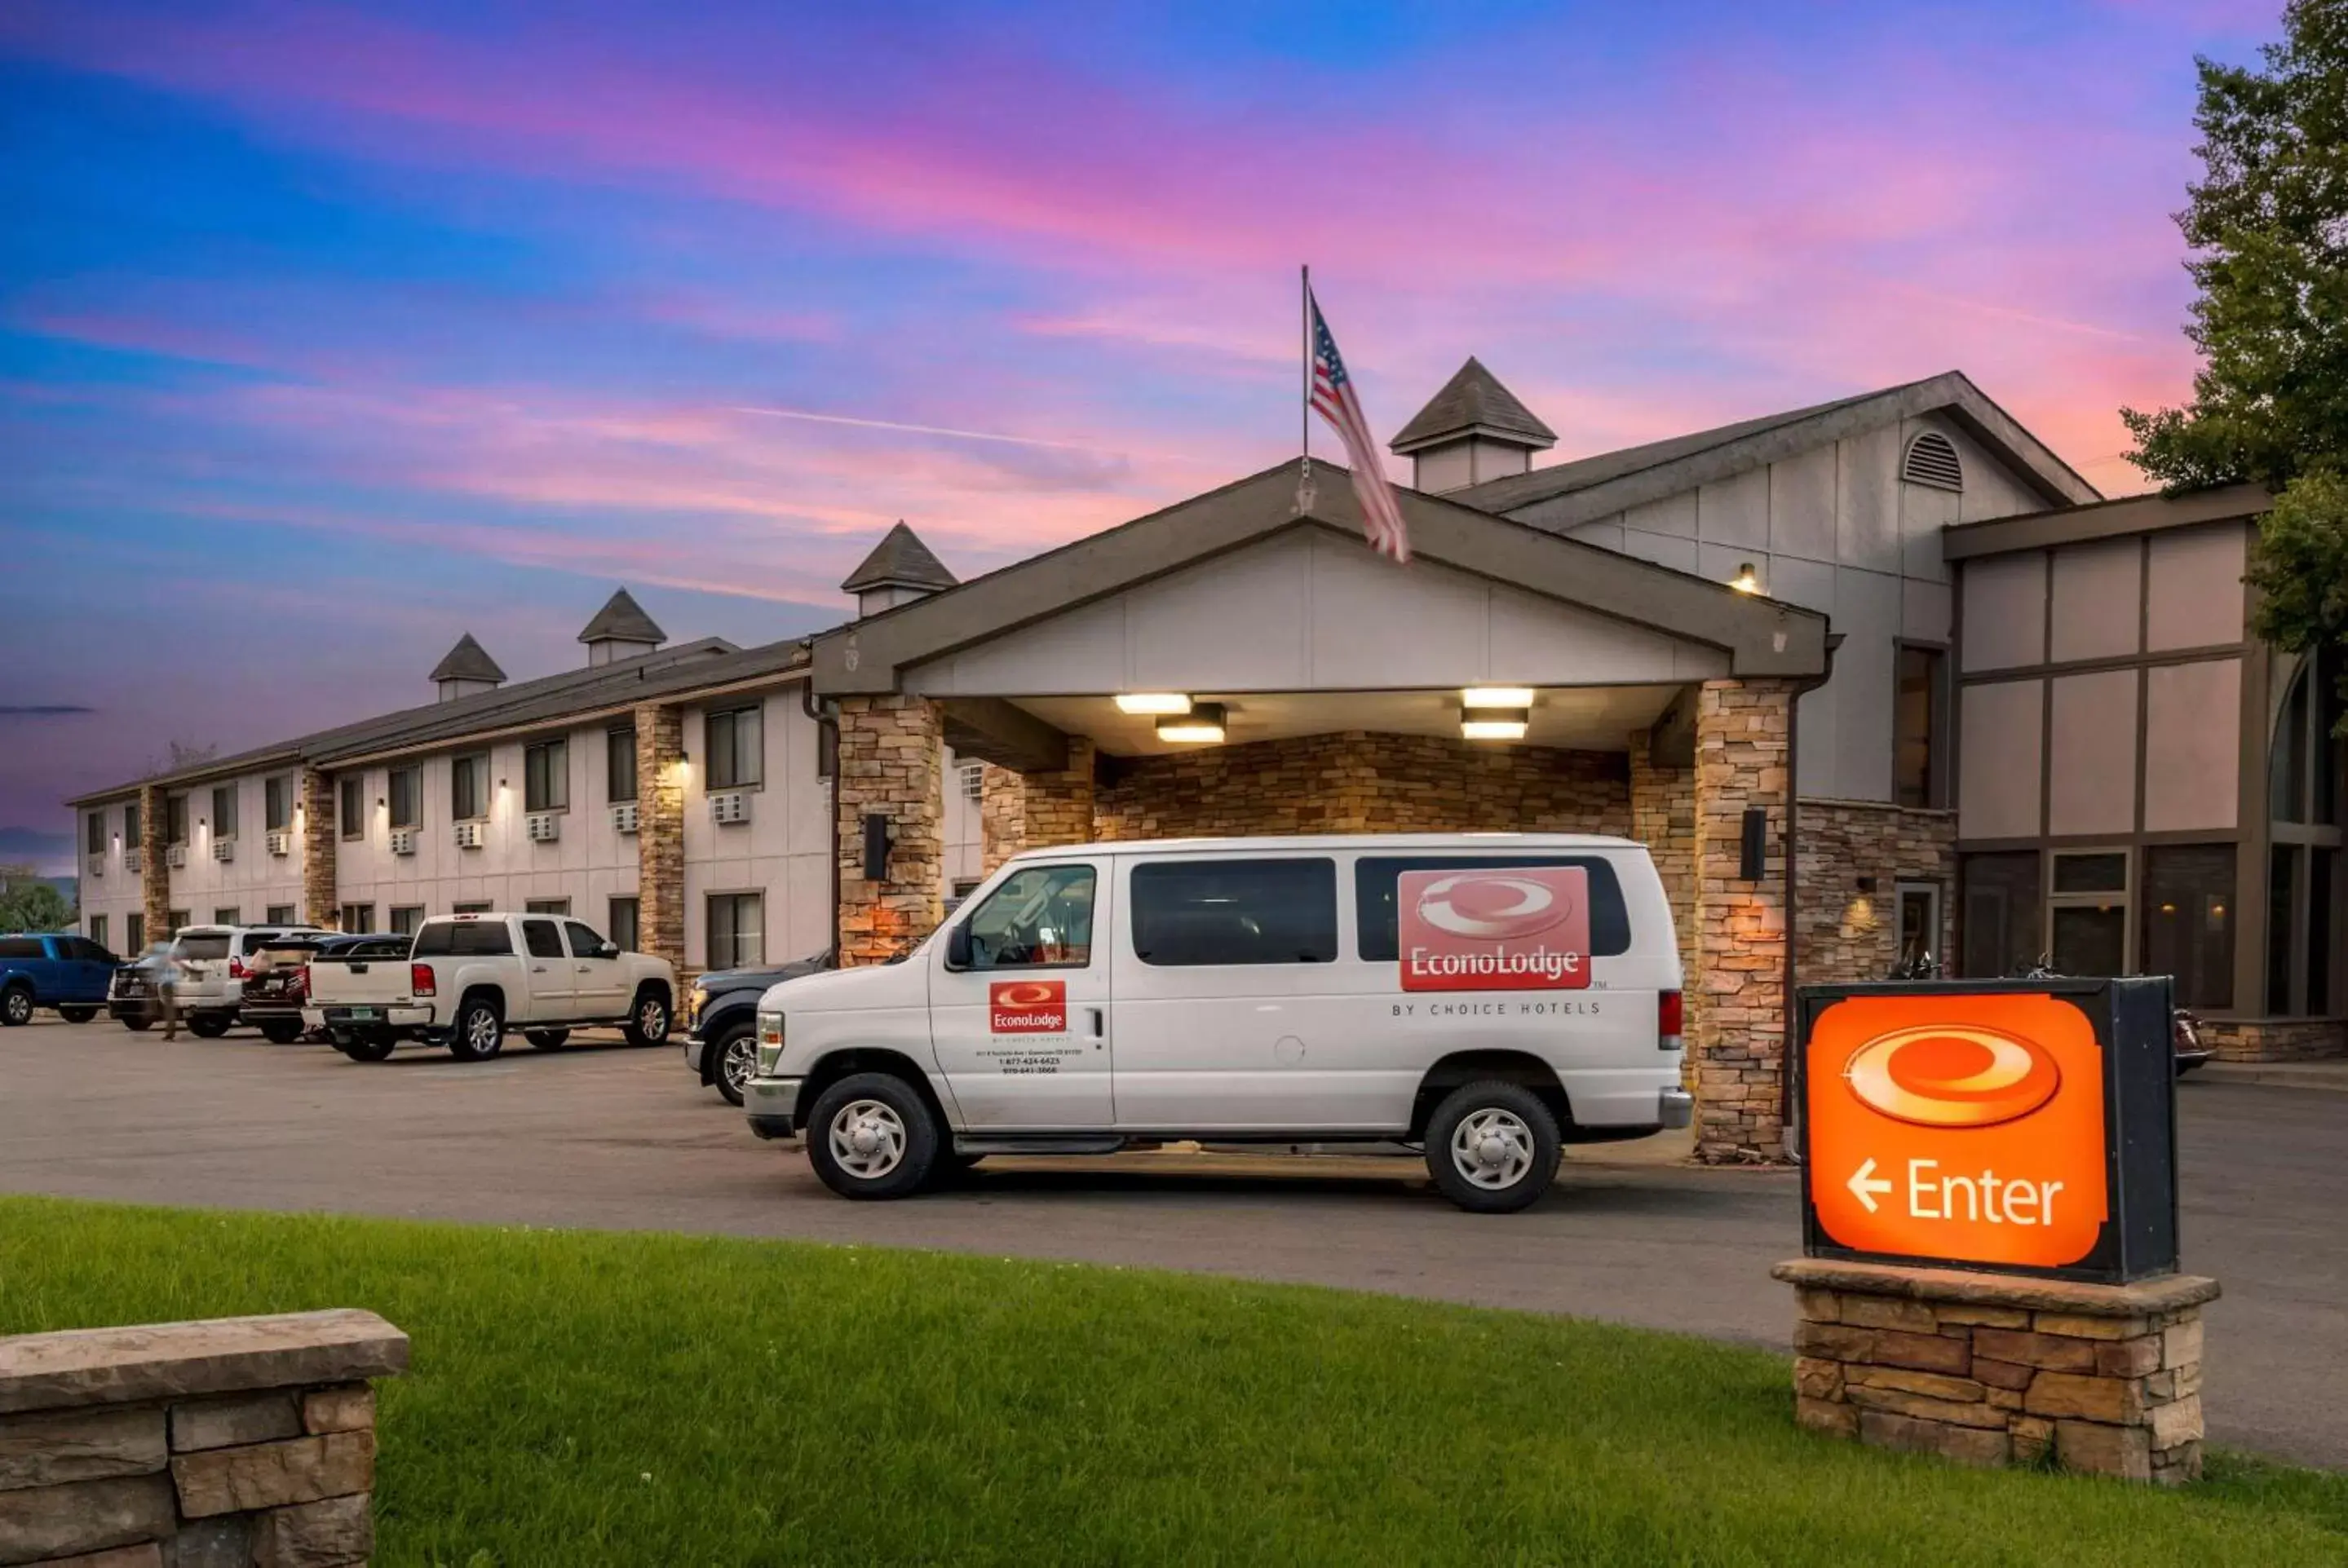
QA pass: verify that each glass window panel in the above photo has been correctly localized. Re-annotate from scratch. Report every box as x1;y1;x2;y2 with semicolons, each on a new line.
265;777;290;832
125;802;139;843
2051;904;2127;977
564;921;607;957
1894;646;1944;809
1131;859;1338;966
166;793;188;843
211;786;237;839
608;727;638;803
522;919;566;959
390;908;425;937
525;740;568;812
608;899;639;952
86;811;104;854
2140;845;2235;1010
1959;852;2042;978
2269;846;2298;1014
389;768;422;829
2052;852;2128;894
338;777;364;839
958;867;1094;970
2272;663;2310;824
2310;847;2335;1017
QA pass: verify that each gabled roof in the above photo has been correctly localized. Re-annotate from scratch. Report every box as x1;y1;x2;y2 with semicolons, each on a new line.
842;521;957;594
1390;357;1558;455
811;459;1828;697
1941;482;2271;561
428;634;506;685
577;587;665;646
1453;371;2100;528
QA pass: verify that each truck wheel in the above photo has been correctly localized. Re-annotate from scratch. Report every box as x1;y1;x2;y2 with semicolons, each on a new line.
806;1072;940;1200
187;1015;231;1040
524;1028;571;1050
0;986;32;1027
59;1006;98;1024
624;989;671;1049
1422;1081;1562;1214
448;998;505;1061
258;1019;304;1045
121;1014;153;1032
713;1023;757;1107
338;1031;397;1062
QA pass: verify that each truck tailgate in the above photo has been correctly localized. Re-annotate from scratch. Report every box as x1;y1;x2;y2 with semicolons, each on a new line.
305;954;413;1009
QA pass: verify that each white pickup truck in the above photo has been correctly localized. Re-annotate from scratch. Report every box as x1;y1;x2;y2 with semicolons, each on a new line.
303;912;676;1062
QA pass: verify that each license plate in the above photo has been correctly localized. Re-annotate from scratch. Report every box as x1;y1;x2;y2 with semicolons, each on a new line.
348;1007;379;1021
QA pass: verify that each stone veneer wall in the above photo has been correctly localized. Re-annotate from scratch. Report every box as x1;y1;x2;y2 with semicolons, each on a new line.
1793;799;1957;987
1092;732;1629;841
1690;680;1793;1163
2195;1017;2348;1062
1627;735;1696;962
138;783;169;947
835;696;944;966
298;768;338;931
0;1309;407;1566
1022;740;1098;850
635;703;687;976
978;763;1025;874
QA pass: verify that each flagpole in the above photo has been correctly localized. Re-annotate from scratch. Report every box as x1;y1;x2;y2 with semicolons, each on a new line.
1298;264;1312;510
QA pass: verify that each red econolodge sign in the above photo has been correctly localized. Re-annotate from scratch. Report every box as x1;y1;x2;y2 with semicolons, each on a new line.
1398;866;1590;992
989;979;1067;1034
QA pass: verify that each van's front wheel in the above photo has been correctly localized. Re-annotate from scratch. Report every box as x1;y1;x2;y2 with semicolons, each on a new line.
806;1073;939;1200
1424;1081;1561;1213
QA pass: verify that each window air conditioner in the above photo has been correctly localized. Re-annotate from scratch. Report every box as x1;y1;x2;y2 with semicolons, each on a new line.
211;838;236;864
85;855;104;879
266;830;291;858
167;845;187;868
610;802;639;836
527;811;561;844
388;828;418;857
709;791;752;827
125;849;143;874
453;821;485;850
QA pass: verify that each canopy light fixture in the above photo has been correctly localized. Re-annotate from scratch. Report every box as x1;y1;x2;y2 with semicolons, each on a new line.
1730;562;1761;594
1116;692;1193;715
1460;707;1529;741
1156;702;1227;744
1461;687;1536;709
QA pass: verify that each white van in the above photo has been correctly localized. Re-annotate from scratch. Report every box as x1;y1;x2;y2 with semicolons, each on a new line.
743;833;1690;1212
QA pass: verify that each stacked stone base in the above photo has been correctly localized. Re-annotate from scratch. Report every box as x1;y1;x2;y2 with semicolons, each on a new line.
1774;1260;2216;1484
0;1310;407;1566
2196;1017;2347;1062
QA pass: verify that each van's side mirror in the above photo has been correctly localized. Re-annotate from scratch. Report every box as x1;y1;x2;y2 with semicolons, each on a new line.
944;923;971;970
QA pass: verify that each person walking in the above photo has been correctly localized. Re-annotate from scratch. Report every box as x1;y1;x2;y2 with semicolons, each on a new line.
136;941;181;1040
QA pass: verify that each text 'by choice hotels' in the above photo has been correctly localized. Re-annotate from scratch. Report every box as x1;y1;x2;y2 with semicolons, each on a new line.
1805;992;2110;1271
1398;868;1591;992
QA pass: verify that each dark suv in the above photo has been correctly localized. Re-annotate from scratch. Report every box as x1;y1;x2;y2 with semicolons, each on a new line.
683;950;834;1105
241;933;408;1044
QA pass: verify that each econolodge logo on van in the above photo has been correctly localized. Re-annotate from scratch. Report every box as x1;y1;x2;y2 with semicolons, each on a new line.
1398;867;1590;992
988;979;1068;1034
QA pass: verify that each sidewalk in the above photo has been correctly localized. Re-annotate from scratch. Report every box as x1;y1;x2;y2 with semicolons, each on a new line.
2197;1059;2348;1094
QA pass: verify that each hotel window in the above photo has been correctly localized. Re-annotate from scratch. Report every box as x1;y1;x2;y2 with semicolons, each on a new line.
959;761;985;804
389;766;422;830
2141;846;2235;1011
166;793;188;846
1959;852;2041;978
706;706;763;789
524;898;572;917
265;904;297;925
1894;646;1947;809
88;915;107;952
341;903;375;933
707;892;764;970
452;901;493;916
339;775;365;840
391;906;426;937
167;910;190;936
2048;850;2129;978
126;913;144;952
525;740;568;813
125;802;140;849
608;726;638;803
86;811;104;855
608;897;640;952
452;753;490;821
265;776;292;833
211;785;237;841
212;907;240;926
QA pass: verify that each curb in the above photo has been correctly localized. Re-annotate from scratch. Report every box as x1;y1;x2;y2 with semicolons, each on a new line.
2194;1062;2348;1094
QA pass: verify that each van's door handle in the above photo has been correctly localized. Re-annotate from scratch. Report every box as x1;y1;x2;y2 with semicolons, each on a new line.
1087;1007;1103;1044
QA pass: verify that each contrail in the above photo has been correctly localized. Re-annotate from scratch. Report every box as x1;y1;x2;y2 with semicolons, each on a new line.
727;404;1121;454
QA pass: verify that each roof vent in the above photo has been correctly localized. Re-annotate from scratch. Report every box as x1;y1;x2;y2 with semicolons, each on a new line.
1902;431;1963;492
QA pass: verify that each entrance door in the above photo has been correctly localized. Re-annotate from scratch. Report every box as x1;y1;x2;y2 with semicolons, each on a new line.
926;858;1113;1129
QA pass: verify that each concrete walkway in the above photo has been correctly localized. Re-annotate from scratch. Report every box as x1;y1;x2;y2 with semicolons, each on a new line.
2200;1059;2348;1094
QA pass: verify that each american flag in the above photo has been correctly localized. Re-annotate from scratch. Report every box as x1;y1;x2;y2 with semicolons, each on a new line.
1308;290;1410;563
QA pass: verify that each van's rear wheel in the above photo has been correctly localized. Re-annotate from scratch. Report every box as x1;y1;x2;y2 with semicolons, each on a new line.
806;1073;939;1200
1423;1081;1561;1214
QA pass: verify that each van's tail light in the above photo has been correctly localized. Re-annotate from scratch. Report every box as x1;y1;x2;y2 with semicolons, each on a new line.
1658;989;1684;1053
410;963;437;998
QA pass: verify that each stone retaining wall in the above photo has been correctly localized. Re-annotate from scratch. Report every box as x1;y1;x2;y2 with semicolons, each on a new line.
1793;798;1956;987
2196;1016;2347;1062
0;1310;407;1566
1774;1260;2213;1484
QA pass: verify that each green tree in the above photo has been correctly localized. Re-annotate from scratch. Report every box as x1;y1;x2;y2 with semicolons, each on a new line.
2123;0;2348;725
0;866;73;933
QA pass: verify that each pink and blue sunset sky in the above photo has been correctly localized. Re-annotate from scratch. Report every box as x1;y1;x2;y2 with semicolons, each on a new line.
0;0;2279;864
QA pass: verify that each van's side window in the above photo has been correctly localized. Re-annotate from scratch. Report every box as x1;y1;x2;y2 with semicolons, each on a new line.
1131;859;1338;966
1355;857;1634;961
962;864;1096;970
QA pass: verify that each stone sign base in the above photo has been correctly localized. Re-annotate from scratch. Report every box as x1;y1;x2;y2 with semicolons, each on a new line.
1771;1259;2218;1484
0;1308;408;1566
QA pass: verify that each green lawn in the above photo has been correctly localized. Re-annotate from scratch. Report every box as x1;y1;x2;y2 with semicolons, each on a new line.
0;1198;2341;1566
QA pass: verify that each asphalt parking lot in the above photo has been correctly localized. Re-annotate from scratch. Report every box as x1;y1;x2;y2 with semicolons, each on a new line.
2;1016;2343;1469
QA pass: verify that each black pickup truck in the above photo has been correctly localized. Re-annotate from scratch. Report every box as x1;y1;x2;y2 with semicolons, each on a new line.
683;950;834;1106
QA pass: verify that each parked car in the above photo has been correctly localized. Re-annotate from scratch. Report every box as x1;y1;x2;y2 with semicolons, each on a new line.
743;833;1691;1212
303;912;676;1062
683;949;835;1106
109;925;329;1036
240;933;407;1045
0;934;120;1026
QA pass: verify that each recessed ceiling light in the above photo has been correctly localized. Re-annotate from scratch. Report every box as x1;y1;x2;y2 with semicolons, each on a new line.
1156;702;1227;744
1460;706;1529;741
1115;692;1193;715
1461;687;1535;709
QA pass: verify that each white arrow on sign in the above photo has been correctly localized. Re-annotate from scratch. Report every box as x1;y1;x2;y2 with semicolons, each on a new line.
1847;1158;1894;1213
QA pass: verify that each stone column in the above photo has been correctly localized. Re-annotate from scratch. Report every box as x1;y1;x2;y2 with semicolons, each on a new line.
835;696;944;967
139;781;169;943
298;766;338;930
1691;678;1794;1163
1020;737;1097;850
1628;728;1696;964
635;703;687;974
979;763;1026;873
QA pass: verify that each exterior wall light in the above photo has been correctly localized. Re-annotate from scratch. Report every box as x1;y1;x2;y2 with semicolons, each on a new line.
1460;708;1529;741
1730;562;1761;594
1116;693;1193;715
1156;702;1227;743
1461;687;1535;709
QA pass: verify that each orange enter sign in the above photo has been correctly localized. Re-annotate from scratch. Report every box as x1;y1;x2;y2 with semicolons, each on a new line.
1806;992;2109;1270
